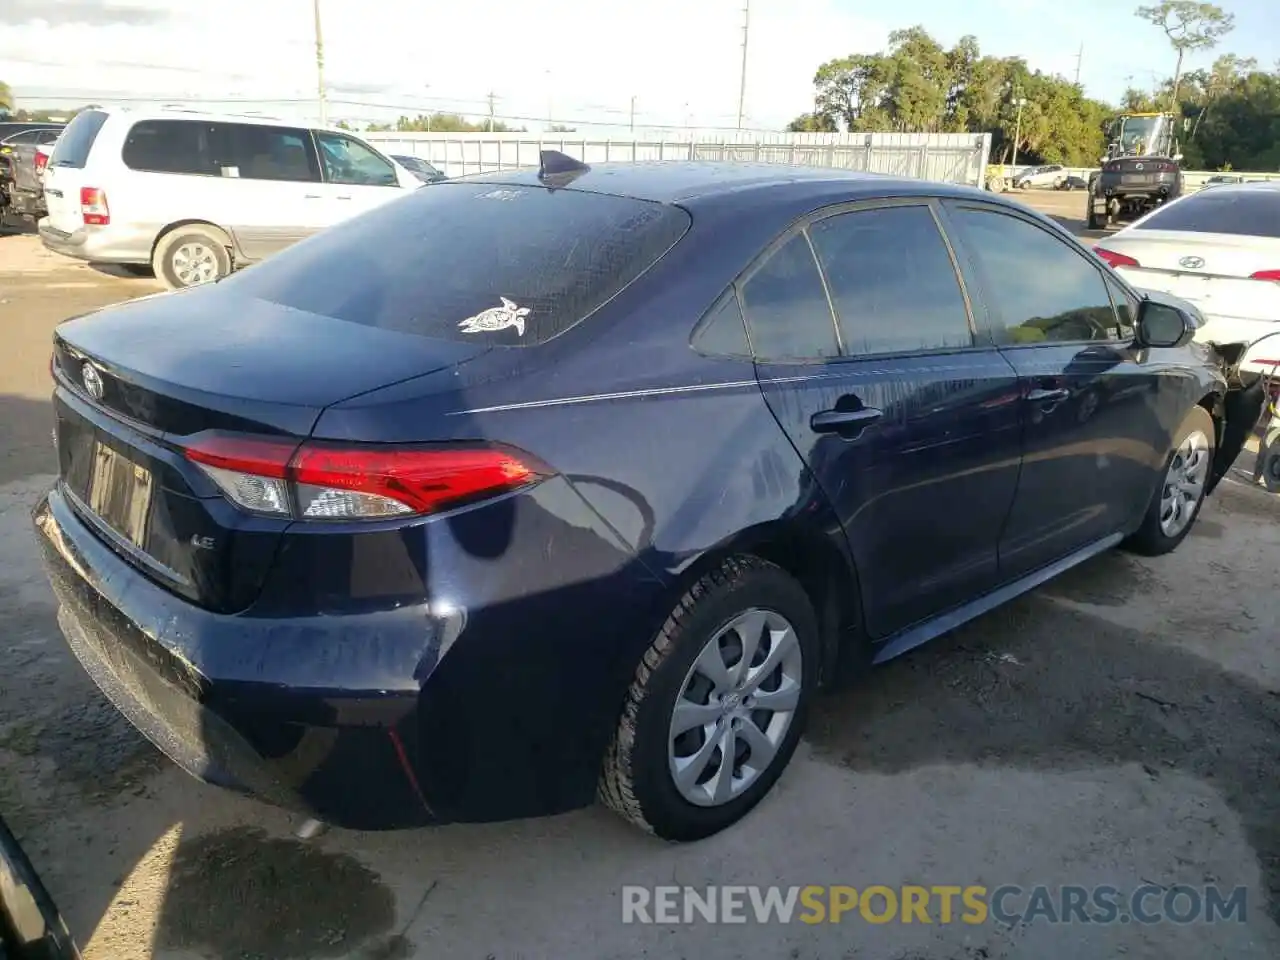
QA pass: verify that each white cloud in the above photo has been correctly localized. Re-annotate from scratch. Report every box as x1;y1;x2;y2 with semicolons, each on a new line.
2;0;887;129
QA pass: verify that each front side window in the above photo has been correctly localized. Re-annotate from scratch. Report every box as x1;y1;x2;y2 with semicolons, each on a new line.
1104;275;1138;340
314;132;397;186
739;233;840;362
808;205;972;355
952;207;1121;345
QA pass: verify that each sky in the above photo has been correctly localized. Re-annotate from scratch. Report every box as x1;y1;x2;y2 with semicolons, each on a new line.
2;0;1277;133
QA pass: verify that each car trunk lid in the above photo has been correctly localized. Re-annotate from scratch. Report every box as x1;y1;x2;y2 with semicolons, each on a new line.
52;287;489;612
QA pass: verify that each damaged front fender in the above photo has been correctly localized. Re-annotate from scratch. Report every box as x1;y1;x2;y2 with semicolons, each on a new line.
1205;340;1269;495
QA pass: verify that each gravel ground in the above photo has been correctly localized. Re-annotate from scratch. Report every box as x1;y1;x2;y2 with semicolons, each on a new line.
1;194;1277;959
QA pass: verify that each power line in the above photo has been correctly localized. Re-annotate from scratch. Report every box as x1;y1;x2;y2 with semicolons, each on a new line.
19;93;785;132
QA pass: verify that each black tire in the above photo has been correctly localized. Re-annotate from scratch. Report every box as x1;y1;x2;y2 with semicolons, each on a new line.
1086;195;1101;230
1124;406;1216;556
152;225;232;290
600;555;819;841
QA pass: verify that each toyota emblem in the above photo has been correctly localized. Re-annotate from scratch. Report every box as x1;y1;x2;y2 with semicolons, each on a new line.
1179;255;1206;269
81;363;104;401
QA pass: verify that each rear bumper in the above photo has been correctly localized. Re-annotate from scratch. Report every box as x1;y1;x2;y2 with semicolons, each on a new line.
33;477;663;828
38;220;153;265
4;188;45;219
33;486;439;829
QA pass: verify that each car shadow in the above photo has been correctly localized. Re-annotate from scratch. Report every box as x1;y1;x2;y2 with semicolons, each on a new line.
87;263;155;280
806;574;1280;927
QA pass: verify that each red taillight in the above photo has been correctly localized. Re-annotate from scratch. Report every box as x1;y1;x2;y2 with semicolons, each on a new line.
80;186;109;225
34;152;48;175
1094;246;1139;269
1249;270;1280;282
183;434;544;520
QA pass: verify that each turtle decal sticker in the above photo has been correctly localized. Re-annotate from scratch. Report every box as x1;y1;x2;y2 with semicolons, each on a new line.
458;297;532;337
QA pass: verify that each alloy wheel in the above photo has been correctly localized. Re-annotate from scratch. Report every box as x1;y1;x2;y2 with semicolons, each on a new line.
171;242;220;286
667;608;803;807
1160;429;1210;537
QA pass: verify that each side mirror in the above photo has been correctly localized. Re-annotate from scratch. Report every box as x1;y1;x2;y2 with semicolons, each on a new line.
1135;299;1196;349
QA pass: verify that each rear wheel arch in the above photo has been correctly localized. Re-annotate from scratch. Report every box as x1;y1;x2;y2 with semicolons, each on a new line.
668;521;869;690
150;219;235;263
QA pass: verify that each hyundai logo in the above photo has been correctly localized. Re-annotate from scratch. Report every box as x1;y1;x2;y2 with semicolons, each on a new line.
1134;163;1144;171
81;363;104;401
1179;256;1206;269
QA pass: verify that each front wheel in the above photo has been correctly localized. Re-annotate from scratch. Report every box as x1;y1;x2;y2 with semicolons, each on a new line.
1124;407;1216;555
600;556;818;841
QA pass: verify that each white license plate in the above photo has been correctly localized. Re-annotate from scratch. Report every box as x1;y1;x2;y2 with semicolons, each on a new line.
87;442;155;548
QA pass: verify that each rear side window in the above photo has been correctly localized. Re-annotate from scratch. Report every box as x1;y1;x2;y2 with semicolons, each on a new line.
123;119;211;174
123;120;320;182
49;110;107;169
739;233;840;361
1137;189;1280;238
227;182;690;346
808;205;972;355
221;124;319;182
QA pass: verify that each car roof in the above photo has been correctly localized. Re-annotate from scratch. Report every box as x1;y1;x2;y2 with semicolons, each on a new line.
457;161;990;207
80;105;343;130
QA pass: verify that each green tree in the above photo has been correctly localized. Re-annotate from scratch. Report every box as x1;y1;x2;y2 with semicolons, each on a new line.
1136;2;1235;107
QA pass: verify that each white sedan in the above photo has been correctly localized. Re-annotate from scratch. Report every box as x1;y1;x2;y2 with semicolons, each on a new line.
1092;182;1280;374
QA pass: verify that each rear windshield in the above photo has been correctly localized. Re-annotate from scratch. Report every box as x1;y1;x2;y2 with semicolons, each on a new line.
49;110;108;169
1137;188;1280;238
227;181;691;345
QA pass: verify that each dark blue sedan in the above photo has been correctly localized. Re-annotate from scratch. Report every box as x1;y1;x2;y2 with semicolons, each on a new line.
33;157;1263;842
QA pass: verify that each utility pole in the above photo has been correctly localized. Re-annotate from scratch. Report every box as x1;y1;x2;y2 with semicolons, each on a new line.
629;95;636;134
736;0;750;130
312;0;328;126
1074;42;1084;87
1012;96;1027;166
487;91;496;133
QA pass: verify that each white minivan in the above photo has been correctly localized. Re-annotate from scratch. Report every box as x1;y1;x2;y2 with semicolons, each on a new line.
38;107;421;288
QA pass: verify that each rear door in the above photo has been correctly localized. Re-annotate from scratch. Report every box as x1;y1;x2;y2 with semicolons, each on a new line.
1096;187;1280;350
746;200;1024;640
42;109;109;233
943;200;1174;578
214;122;327;259
312;130;410;224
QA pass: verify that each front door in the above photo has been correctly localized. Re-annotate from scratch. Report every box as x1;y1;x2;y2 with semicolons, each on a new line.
942;201;1171;578
312;131;407;226
743;201;1024;641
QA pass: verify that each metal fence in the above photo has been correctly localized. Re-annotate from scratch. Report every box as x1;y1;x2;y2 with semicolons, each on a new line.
363;132;995;188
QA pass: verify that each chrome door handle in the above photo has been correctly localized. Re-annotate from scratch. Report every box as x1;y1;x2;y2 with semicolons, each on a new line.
810;407;883;438
1026;388;1069;402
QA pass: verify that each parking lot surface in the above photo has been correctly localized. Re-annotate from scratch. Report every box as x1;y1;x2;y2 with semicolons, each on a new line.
1;192;1278;959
